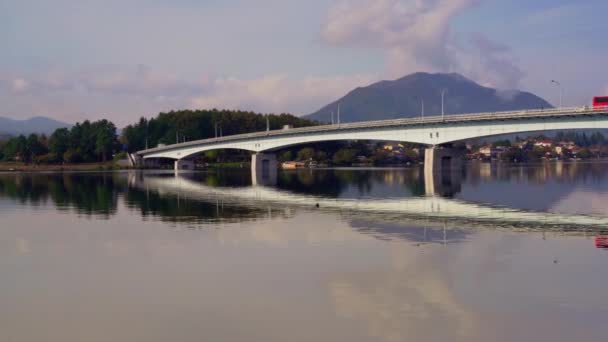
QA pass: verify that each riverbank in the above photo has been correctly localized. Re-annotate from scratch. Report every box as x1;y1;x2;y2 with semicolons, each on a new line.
0;161;125;172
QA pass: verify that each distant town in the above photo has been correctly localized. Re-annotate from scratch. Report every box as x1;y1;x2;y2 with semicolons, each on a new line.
279;131;608;169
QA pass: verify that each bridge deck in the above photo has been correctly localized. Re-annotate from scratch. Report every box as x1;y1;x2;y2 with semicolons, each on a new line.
137;106;608;156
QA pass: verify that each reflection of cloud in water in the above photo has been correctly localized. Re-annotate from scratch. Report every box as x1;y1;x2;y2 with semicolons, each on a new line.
330;245;476;341
15;238;30;255
550;191;608;216
348;219;470;244
214;213;372;246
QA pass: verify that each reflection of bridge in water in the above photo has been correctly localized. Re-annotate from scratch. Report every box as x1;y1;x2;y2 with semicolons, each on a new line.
128;170;608;230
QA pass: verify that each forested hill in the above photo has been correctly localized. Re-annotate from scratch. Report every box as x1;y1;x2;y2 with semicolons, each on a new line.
121;109;318;152
0;109;317;164
306;72;552;123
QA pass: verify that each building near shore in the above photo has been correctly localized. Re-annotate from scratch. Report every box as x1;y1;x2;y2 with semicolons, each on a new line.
281;161;306;169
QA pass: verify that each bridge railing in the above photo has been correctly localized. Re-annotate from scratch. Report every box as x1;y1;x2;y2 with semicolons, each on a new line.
138;106;608;154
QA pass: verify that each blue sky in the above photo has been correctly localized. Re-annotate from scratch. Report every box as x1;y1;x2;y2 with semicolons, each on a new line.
1;0;607;125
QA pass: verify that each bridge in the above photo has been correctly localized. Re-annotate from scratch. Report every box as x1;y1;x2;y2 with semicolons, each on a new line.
132;106;608;174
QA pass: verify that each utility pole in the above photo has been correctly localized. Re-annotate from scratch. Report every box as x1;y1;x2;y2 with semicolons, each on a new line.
551;80;563;108
176;131;178;144
415;96;424;118
337;104;341;126
266;115;270;132
330;111;334;125
441;88;448;120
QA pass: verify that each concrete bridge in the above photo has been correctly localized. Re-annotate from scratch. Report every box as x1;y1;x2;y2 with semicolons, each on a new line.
132;106;608;174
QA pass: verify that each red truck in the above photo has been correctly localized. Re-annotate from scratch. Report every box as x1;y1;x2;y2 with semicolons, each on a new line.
592;96;608;109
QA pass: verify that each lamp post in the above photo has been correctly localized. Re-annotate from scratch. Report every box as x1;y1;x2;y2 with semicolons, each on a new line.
337;103;341;126
266;115;270;133
551;80;563;108
441;88;448;120
414;96;424;118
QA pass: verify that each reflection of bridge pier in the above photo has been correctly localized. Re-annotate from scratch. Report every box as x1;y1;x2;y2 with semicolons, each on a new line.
424;164;463;197
424;147;463;196
251;153;277;186
424;147;463;175
174;159;195;171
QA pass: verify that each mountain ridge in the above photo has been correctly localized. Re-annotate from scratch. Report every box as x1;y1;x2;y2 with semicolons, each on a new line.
306;72;553;123
0;116;72;136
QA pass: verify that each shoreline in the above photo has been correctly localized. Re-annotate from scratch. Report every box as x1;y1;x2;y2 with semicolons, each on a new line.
2;158;607;173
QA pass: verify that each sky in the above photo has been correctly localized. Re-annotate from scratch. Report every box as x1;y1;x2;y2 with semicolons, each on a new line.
1;0;607;126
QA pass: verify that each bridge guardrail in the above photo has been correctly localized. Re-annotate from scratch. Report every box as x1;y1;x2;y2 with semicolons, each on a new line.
137;106;608;155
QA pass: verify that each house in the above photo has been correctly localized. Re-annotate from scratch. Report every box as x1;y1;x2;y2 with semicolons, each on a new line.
534;139;553;148
281;161;306;169
479;146;498;158
382;142;404;151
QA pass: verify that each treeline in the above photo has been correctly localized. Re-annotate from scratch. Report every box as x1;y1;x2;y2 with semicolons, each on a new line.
121;109;317;152
554;132;606;147
0;120;117;163
275;141;425;166
0;109;317;164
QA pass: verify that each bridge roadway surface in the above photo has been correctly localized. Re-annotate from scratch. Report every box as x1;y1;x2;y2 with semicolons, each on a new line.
136;106;608;160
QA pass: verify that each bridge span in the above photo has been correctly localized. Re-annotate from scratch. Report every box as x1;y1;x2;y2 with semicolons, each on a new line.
132;106;608;173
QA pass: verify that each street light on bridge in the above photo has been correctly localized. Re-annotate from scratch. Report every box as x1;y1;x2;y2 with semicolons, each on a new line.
414;96;424;118
441;88;448;120
551;80;563;108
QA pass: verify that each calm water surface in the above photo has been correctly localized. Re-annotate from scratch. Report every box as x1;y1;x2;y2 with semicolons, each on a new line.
1;162;607;342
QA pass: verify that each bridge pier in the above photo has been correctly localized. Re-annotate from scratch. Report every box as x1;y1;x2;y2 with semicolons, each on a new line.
128;153;142;167
174;159;195;171
424;147;463;176
251;153;277;186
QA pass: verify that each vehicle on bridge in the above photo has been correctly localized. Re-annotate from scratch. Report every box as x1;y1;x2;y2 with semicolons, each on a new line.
596;234;608;250
593;96;608;109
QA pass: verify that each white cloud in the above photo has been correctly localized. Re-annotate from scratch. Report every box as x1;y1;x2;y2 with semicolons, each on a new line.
0;66;374;125
321;0;524;89
524;4;584;27
12;78;29;92
191;74;374;115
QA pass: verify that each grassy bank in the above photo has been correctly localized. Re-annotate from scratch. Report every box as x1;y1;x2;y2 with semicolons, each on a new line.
0;161;125;172
205;162;251;169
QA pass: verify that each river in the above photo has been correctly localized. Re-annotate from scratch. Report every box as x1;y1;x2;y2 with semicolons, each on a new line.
1;161;607;341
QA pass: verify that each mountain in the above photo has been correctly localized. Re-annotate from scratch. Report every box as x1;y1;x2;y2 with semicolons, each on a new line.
306;72;553;123
0;116;72;136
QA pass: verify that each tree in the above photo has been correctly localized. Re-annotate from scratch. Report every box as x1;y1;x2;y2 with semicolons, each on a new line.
332;148;357;165
297;147;316;161
26;134;48;162
94;120;117;162
63;149;82;163
2;135;27;161
121;110;318;153
577;148;591;159
492;140;511;147
315;150;328;162
278;151;293;162
49;128;70;162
